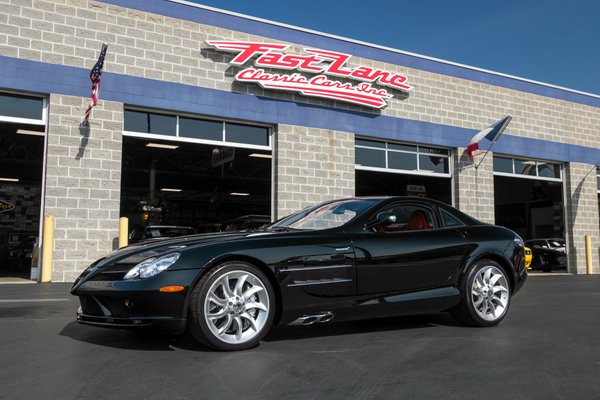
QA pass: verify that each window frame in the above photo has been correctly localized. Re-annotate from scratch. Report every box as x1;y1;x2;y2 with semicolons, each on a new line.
493;155;562;182
0;91;47;126
355;137;452;178
123;107;272;151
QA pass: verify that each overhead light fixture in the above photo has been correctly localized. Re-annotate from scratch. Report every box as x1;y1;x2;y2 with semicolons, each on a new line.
146;143;179;150
249;153;272;159
230;192;250;196
0;178;19;182
16;129;45;137
160;188;182;192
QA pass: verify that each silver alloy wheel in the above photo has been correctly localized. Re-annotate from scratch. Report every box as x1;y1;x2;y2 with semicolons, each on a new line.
204;270;270;345
471;266;509;321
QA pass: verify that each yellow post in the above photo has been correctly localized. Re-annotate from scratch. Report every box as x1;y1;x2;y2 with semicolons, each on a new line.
585;235;593;275
119;217;129;248
40;215;54;283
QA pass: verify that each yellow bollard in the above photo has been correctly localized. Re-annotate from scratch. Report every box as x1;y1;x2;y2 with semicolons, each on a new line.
40;215;54;283
585;235;593;275
119;217;129;249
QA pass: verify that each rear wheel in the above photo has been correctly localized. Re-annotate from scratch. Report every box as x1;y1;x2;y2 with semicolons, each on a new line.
451;259;511;327
188;262;275;351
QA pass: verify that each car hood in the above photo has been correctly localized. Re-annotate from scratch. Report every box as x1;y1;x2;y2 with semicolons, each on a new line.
71;230;286;290
92;230;281;268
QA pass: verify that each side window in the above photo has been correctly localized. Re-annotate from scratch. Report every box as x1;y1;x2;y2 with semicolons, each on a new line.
440;209;464;227
372;204;436;233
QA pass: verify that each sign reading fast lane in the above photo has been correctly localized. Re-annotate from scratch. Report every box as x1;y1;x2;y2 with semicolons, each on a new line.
207;41;412;109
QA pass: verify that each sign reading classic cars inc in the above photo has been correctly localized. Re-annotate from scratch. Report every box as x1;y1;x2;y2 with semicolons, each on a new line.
206;41;412;109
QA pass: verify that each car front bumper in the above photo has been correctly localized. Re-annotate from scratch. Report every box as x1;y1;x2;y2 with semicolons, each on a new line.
71;269;199;334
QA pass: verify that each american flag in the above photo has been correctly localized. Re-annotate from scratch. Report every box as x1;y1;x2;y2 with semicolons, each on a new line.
82;43;108;125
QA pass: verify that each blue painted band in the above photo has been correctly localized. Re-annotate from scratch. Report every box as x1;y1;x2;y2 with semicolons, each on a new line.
1;55;599;166
96;0;600;109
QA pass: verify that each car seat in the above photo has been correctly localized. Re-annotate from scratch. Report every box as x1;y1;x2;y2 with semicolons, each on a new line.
403;210;430;231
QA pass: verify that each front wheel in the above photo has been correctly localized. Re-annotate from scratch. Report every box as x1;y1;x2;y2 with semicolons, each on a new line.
451;259;511;327
188;262;275;351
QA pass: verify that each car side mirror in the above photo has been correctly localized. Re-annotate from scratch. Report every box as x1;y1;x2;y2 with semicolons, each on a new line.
364;212;397;231
376;212;397;227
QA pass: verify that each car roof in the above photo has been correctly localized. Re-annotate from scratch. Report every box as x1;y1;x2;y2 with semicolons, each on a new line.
329;196;481;226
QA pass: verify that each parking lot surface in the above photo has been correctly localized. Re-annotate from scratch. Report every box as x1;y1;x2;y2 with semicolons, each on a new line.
0;276;599;400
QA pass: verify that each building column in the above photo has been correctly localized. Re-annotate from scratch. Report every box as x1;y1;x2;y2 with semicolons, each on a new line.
274;125;355;219
44;94;123;282
453;148;495;223
564;162;600;274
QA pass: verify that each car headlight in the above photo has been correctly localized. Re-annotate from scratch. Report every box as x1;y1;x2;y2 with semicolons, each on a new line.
124;252;181;279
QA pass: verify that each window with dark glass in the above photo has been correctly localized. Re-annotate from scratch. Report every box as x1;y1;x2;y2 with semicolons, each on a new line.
355;138;450;175
356;147;386;168
493;157;513;173
537;163;560;179
179;118;222;141
388;152;417;170
493;156;561;180
419;154;448;173
514;159;537;176
124;110;148;132
0;92;44;120
441;209;464;227
225;123;269;146
149;113;176;136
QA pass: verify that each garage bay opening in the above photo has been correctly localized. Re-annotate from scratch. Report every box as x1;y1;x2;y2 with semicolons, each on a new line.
493;156;566;272
354;138;452;205
0;92;47;280
121;110;272;241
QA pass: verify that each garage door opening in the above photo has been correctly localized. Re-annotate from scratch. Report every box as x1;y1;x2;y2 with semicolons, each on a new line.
0;93;47;280
121;110;272;241
355;138;452;204
493;156;566;272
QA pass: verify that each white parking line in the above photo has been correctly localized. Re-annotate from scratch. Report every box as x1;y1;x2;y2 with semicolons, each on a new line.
0;299;71;303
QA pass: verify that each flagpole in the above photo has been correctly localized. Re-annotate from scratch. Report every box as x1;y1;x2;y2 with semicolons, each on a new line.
474;139;498;170
581;159;600;180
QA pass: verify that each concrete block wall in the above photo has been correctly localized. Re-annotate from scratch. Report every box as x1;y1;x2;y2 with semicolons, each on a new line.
564;163;600;274
0;0;598;151
45;94;123;281
275;125;354;218
453;148;495;223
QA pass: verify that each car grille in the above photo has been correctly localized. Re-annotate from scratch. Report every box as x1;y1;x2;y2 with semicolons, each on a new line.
79;295;109;316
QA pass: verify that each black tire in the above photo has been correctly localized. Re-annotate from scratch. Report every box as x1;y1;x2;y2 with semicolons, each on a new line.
187;261;275;351
451;258;511;327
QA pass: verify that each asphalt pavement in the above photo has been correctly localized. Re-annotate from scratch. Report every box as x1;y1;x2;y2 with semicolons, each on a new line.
0;276;599;400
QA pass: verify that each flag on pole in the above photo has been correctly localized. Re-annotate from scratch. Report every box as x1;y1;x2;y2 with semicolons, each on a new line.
468;115;512;159
82;43;108;125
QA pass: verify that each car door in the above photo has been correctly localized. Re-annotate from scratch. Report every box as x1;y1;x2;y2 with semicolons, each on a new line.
274;229;356;297
349;202;469;295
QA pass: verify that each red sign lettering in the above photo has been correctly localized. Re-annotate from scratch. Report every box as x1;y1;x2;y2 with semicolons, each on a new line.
207;41;412;109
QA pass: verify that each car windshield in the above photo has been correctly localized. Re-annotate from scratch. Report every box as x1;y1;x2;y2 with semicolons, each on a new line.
549;240;564;248
268;199;378;231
